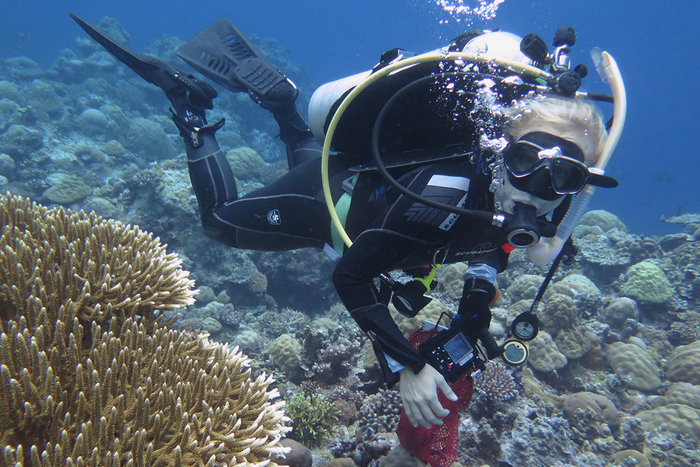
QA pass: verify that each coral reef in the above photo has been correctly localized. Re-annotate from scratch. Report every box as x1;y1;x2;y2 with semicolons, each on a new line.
474;363;518;402
605;342;661;391
621;260;674;303
4;13;700;465
667;340;700;384
0;193;195;326
285;394;340;447
0;194;289;466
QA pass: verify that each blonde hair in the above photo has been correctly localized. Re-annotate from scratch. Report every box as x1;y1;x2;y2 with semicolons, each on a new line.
505;96;607;166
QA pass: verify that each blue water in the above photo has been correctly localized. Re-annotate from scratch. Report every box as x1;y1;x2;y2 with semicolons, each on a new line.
1;0;698;235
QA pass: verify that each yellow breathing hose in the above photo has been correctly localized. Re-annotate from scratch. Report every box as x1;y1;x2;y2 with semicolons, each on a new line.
320;51;555;250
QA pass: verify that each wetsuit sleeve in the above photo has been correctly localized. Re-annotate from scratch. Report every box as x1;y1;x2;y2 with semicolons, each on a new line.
332;230;434;384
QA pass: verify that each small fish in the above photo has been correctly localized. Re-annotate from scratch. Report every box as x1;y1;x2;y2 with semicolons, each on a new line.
16;31;30;38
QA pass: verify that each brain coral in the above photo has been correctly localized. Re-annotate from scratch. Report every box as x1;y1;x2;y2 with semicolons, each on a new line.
578;209;627;233
603;297;639;330
125;117;175;161
543;274;600;300
636;404;700;441
42;176;92;205
540;293;591;359
436;262;469;300
653;382;700;410
268;333;301;374
621;261;674;303
605;342;661;391
562;392;620;430
667;340;700;385
528;331;568;372
506;274;544;302
390;299;449;338
226;147;267;180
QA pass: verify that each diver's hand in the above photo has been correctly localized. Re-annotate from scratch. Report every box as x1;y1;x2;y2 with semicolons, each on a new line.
399;365;458;429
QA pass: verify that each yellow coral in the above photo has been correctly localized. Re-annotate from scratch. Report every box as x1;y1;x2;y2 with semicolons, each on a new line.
0;193;195;327
0;193;290;466
0;316;290;467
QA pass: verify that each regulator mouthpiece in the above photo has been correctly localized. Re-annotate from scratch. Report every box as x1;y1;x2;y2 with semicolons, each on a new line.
504;203;541;248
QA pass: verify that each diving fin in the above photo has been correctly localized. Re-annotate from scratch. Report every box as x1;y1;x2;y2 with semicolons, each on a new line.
69;13;217;114
177;18;298;110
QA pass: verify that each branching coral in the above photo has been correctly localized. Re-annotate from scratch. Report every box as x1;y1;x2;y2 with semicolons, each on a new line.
1;317;290;467
0;193;195;328
474;363;518;402
356;389;402;440
0;193;290;466
284;394;340;447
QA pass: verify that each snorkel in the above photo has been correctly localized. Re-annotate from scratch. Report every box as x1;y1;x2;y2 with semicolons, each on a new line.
526;50;626;265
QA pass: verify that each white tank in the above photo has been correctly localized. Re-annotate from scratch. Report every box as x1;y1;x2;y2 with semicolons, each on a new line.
308;70;371;144
307;31;530;145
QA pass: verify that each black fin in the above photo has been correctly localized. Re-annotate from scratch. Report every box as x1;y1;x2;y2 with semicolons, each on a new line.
69;13;216;111
177;17;296;105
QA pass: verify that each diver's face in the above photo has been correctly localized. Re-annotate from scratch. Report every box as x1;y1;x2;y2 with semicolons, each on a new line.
495;175;565;216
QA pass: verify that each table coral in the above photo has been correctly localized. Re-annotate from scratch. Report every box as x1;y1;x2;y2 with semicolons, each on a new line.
621;260;674;303
0;193;290;466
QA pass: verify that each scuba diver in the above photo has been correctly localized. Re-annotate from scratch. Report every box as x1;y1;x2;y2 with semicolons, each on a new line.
71;15;623;444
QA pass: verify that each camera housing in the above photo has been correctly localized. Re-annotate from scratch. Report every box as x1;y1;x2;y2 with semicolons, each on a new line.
419;325;486;382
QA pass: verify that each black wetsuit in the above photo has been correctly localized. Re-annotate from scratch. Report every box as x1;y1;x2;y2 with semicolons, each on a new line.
185;125;510;383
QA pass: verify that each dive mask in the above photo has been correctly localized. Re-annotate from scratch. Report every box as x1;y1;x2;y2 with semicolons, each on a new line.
504;132;618;200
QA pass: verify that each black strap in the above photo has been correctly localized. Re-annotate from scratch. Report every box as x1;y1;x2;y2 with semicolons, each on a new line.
529;239;569;314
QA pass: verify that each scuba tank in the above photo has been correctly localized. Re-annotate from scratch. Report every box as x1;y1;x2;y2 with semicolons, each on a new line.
308;32;534;163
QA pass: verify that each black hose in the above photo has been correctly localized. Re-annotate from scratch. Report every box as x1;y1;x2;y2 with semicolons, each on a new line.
370;71;500;223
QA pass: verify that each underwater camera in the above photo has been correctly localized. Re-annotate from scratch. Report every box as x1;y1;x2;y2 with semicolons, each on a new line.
418;315;503;383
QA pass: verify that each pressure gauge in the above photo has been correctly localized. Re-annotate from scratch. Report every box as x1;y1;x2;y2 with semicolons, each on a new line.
510;312;539;341
502;340;529;366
